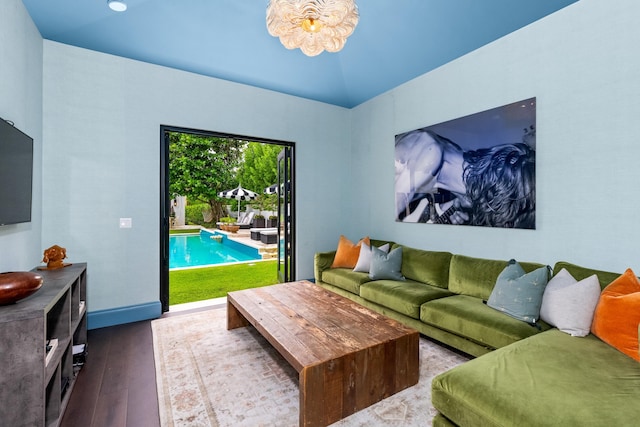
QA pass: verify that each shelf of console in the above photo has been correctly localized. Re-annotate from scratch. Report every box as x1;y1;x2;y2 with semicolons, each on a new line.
0;263;87;427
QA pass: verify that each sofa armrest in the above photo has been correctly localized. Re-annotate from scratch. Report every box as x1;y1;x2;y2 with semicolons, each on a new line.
314;251;336;282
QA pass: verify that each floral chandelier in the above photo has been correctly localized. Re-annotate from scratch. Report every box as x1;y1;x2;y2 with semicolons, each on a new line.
266;0;359;57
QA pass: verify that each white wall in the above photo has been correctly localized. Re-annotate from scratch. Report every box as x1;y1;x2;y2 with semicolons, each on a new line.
349;0;640;274
0;0;43;272
42;42;350;311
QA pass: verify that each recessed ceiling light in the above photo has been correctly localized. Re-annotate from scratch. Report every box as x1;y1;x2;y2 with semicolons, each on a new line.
108;0;127;12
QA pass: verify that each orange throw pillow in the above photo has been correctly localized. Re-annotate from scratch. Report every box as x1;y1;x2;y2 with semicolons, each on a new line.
591;268;640;361
330;235;370;269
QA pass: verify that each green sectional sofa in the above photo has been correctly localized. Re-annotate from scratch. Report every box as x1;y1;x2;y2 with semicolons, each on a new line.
314;241;640;426
314;240;552;357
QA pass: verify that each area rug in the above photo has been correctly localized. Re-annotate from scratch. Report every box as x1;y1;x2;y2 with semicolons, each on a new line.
152;307;469;427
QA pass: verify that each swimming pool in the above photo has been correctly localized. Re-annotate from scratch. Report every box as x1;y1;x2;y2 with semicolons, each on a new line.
169;231;261;269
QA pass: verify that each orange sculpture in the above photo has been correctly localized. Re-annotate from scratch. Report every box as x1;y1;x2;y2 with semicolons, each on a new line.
41;245;70;269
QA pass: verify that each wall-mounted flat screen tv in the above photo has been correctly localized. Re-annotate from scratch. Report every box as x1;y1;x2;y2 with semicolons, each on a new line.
0;118;33;226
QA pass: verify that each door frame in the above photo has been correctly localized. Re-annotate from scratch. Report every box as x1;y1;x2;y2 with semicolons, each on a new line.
160;125;295;312
277;147;295;282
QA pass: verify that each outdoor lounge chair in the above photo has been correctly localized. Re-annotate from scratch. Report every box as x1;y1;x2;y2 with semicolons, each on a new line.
216;211;254;230
237;211;254;229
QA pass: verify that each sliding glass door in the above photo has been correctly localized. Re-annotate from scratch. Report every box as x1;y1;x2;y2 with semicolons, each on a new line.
277;147;295;283
159;125;295;312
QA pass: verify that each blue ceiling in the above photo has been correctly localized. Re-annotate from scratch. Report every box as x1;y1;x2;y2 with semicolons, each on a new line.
22;0;577;108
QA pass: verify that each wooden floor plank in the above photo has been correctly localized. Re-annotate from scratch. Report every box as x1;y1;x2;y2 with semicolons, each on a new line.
60;321;161;427
60;327;112;427
125;323;160;427
98;324;137;396
92;389;129;427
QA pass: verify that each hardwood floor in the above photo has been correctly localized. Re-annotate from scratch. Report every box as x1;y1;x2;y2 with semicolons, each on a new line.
61;304;223;427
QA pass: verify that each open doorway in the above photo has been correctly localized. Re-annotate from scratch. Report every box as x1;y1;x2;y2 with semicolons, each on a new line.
159;125;295;312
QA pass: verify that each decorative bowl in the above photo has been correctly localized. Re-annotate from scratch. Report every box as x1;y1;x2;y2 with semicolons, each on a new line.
0;271;44;305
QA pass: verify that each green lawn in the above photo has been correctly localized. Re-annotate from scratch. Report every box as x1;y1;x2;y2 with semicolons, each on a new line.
169;260;279;305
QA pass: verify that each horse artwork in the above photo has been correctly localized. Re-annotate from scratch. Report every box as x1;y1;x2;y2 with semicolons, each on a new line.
395;98;536;229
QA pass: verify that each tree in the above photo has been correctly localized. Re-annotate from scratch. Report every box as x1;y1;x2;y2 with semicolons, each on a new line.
237;142;281;195
169;132;246;223
236;142;283;215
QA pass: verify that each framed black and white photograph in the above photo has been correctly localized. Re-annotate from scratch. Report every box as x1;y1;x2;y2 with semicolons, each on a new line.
395;97;536;229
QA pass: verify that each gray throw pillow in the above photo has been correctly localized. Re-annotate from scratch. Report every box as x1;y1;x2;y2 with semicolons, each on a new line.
539;268;601;337
487;259;550;324
369;246;405;281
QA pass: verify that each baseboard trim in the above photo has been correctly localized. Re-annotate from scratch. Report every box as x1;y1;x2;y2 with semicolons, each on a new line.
88;301;162;330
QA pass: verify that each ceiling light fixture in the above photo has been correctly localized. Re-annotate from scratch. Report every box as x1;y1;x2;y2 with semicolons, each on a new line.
108;0;127;12
266;0;359;57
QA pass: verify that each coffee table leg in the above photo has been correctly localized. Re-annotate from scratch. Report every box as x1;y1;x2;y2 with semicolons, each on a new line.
300;363;327;427
227;300;249;330
300;357;352;427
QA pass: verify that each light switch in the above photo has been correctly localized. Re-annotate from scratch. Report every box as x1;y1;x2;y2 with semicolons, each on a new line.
119;218;132;228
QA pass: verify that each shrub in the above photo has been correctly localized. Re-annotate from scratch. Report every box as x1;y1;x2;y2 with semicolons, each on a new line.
185;203;211;226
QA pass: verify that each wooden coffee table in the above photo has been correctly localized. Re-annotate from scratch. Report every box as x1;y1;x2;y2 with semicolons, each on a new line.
227;280;419;427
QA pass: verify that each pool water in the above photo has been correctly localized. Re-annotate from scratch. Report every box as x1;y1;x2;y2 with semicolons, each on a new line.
170;232;261;269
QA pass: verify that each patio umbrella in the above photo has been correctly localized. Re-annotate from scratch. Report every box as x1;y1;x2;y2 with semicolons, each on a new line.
264;183;279;195
218;185;258;219
264;181;290;195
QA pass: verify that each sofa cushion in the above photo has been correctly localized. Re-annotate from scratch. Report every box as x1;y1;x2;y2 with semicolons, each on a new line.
539;268;601;337
369;246;405;281
360;279;453;319
399;246;452;289
553;261;620;290
321;268;371;295
591;268;640;361
432;330;640;427
486;260;551;324
330;235;370;268
448;254;545;300
421;295;550;350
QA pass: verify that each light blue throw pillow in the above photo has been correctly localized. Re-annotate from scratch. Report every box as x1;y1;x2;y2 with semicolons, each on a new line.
369;246;405;281
487;259;551;324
